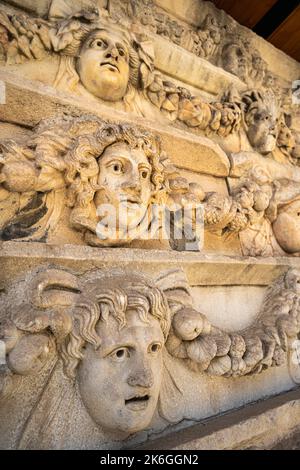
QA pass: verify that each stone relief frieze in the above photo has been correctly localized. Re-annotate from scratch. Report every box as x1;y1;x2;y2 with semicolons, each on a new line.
0;0;300;450
0;266;299;448
0;0;295;108
109;1;286;95
0;115;206;248
0;8;245;139
0;4;298;166
1;114;300;257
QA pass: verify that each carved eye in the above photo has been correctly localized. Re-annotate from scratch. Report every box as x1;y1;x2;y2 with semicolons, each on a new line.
141;170;149;179
111;162;123;174
110;348;129;362
91;39;107;49
118;48;125;57
149;342;161;354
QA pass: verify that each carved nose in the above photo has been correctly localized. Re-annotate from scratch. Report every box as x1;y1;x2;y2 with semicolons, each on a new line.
122;179;142;194
106;47;119;60
127;366;154;388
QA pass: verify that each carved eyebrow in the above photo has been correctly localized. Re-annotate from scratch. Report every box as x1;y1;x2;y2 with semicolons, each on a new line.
138;163;151;170
104;156;127;165
116;42;129;53
89;34;108;44
100;342;135;357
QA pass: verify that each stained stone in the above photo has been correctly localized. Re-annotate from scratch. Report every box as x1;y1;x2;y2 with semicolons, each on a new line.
0;0;299;450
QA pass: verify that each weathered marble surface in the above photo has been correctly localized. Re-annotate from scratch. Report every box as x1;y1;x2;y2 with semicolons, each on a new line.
0;0;300;450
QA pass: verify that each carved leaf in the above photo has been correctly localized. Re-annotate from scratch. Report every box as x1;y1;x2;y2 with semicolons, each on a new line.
206;355;232;376
186;336;218;371
140;62;154;90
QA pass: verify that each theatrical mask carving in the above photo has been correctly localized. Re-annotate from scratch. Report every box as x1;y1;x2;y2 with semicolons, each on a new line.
76;28;131;102
217;89;297;165
1;266;300;448
0;116;204;248
0;9;242;137
242;90;280;155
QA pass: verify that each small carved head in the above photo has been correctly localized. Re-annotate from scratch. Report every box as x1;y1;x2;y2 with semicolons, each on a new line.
76;25;139;102
242;90;280;154
221;41;248;81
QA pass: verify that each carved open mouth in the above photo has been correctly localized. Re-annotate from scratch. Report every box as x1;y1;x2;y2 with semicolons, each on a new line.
120;196;142;204
100;61;119;72
125;394;150;410
127;198;142;204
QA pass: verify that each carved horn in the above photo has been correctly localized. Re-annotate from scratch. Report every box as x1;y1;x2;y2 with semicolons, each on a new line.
156;268;193;313
5;269;82;376
31;269;81;309
11;269;81;340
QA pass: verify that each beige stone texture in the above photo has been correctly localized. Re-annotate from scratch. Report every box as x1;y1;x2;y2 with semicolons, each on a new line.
135;389;300;450
155;0;300;84
0;0;300;450
0;72;230;177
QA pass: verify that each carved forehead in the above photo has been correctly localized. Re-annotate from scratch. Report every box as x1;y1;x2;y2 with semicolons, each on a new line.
99;142;151;166
95;309;164;349
243;91;280;120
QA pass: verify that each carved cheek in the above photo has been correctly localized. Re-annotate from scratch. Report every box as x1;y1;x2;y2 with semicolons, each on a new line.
86;48;105;69
120;61;130;82
142;181;152;202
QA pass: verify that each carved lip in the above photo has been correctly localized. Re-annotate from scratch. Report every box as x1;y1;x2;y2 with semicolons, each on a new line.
125;394;150;411
100;61;119;72
126;198;142;204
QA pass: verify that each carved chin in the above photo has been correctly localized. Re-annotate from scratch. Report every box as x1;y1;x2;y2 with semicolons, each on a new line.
84;72;128;102
254;135;277;154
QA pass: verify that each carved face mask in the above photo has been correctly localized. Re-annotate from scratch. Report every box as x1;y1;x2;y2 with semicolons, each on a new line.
273;199;300;254
222;44;247;80
77;309;164;436
94;142;152;240
77;29;130;101
246;107;279;154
